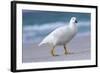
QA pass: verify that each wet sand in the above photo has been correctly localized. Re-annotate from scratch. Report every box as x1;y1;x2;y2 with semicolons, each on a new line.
22;35;91;63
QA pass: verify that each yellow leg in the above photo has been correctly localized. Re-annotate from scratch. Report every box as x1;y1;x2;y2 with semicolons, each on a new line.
64;45;68;55
51;47;56;56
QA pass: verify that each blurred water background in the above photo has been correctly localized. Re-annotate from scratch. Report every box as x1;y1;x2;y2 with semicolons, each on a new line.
22;10;91;44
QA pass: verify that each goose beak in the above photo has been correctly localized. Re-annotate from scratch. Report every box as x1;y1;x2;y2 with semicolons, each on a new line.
75;20;78;23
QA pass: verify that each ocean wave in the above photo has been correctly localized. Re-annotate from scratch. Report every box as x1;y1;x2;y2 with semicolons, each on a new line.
22;21;90;43
23;21;90;31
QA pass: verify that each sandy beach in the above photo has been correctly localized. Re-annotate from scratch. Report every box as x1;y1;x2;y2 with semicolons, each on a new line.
22;34;91;63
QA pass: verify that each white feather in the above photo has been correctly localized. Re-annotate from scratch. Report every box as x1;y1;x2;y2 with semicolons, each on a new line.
39;17;77;47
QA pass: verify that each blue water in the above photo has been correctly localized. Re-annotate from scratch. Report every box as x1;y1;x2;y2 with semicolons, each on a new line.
22;10;91;43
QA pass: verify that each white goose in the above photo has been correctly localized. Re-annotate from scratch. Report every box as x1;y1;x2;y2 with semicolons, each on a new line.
39;17;78;56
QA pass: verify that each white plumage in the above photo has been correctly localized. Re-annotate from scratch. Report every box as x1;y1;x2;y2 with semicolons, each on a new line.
39;17;78;56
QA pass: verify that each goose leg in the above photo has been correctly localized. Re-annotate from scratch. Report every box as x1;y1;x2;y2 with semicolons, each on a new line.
51;47;56;56
64;45;68;55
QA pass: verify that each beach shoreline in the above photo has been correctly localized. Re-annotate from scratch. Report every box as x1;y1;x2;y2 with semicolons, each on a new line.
22;34;91;63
